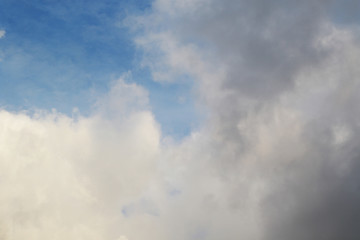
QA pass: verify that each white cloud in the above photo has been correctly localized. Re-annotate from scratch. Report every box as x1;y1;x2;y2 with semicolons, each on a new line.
0;77;162;240
117;236;129;240
0;29;5;38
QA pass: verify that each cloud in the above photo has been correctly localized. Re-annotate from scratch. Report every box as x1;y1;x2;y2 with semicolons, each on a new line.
2;1;360;240
0;77;162;240
0;29;5;39
129;0;360;239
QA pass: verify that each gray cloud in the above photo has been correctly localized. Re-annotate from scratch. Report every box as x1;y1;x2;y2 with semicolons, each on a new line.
133;0;360;239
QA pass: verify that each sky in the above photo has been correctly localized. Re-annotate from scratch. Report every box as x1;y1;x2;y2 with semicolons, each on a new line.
0;0;196;138
1;0;360;240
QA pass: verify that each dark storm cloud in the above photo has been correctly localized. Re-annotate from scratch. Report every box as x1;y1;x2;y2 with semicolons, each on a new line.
136;0;360;239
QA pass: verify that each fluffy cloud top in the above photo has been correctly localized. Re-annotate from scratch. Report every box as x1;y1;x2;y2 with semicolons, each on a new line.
0;78;162;240
2;1;360;240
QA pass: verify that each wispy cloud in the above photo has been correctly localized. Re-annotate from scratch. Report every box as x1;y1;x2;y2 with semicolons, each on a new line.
0;29;5;38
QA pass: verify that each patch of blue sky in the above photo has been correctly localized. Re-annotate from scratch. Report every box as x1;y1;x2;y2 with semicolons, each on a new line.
0;0;198;138
0;0;136;111
145;78;201;139
329;0;360;26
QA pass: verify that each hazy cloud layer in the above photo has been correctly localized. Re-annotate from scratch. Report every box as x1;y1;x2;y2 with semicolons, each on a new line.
2;0;360;240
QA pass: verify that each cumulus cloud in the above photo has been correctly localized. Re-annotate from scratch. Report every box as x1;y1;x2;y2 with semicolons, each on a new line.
2;1;360;240
0;77;161;240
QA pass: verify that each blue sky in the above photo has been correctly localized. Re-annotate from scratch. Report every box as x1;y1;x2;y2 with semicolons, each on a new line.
0;0;197;138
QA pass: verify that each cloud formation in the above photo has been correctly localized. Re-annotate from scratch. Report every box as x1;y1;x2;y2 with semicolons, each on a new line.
0;29;5;39
2;0;360;240
130;0;360;239
0;78;161;240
